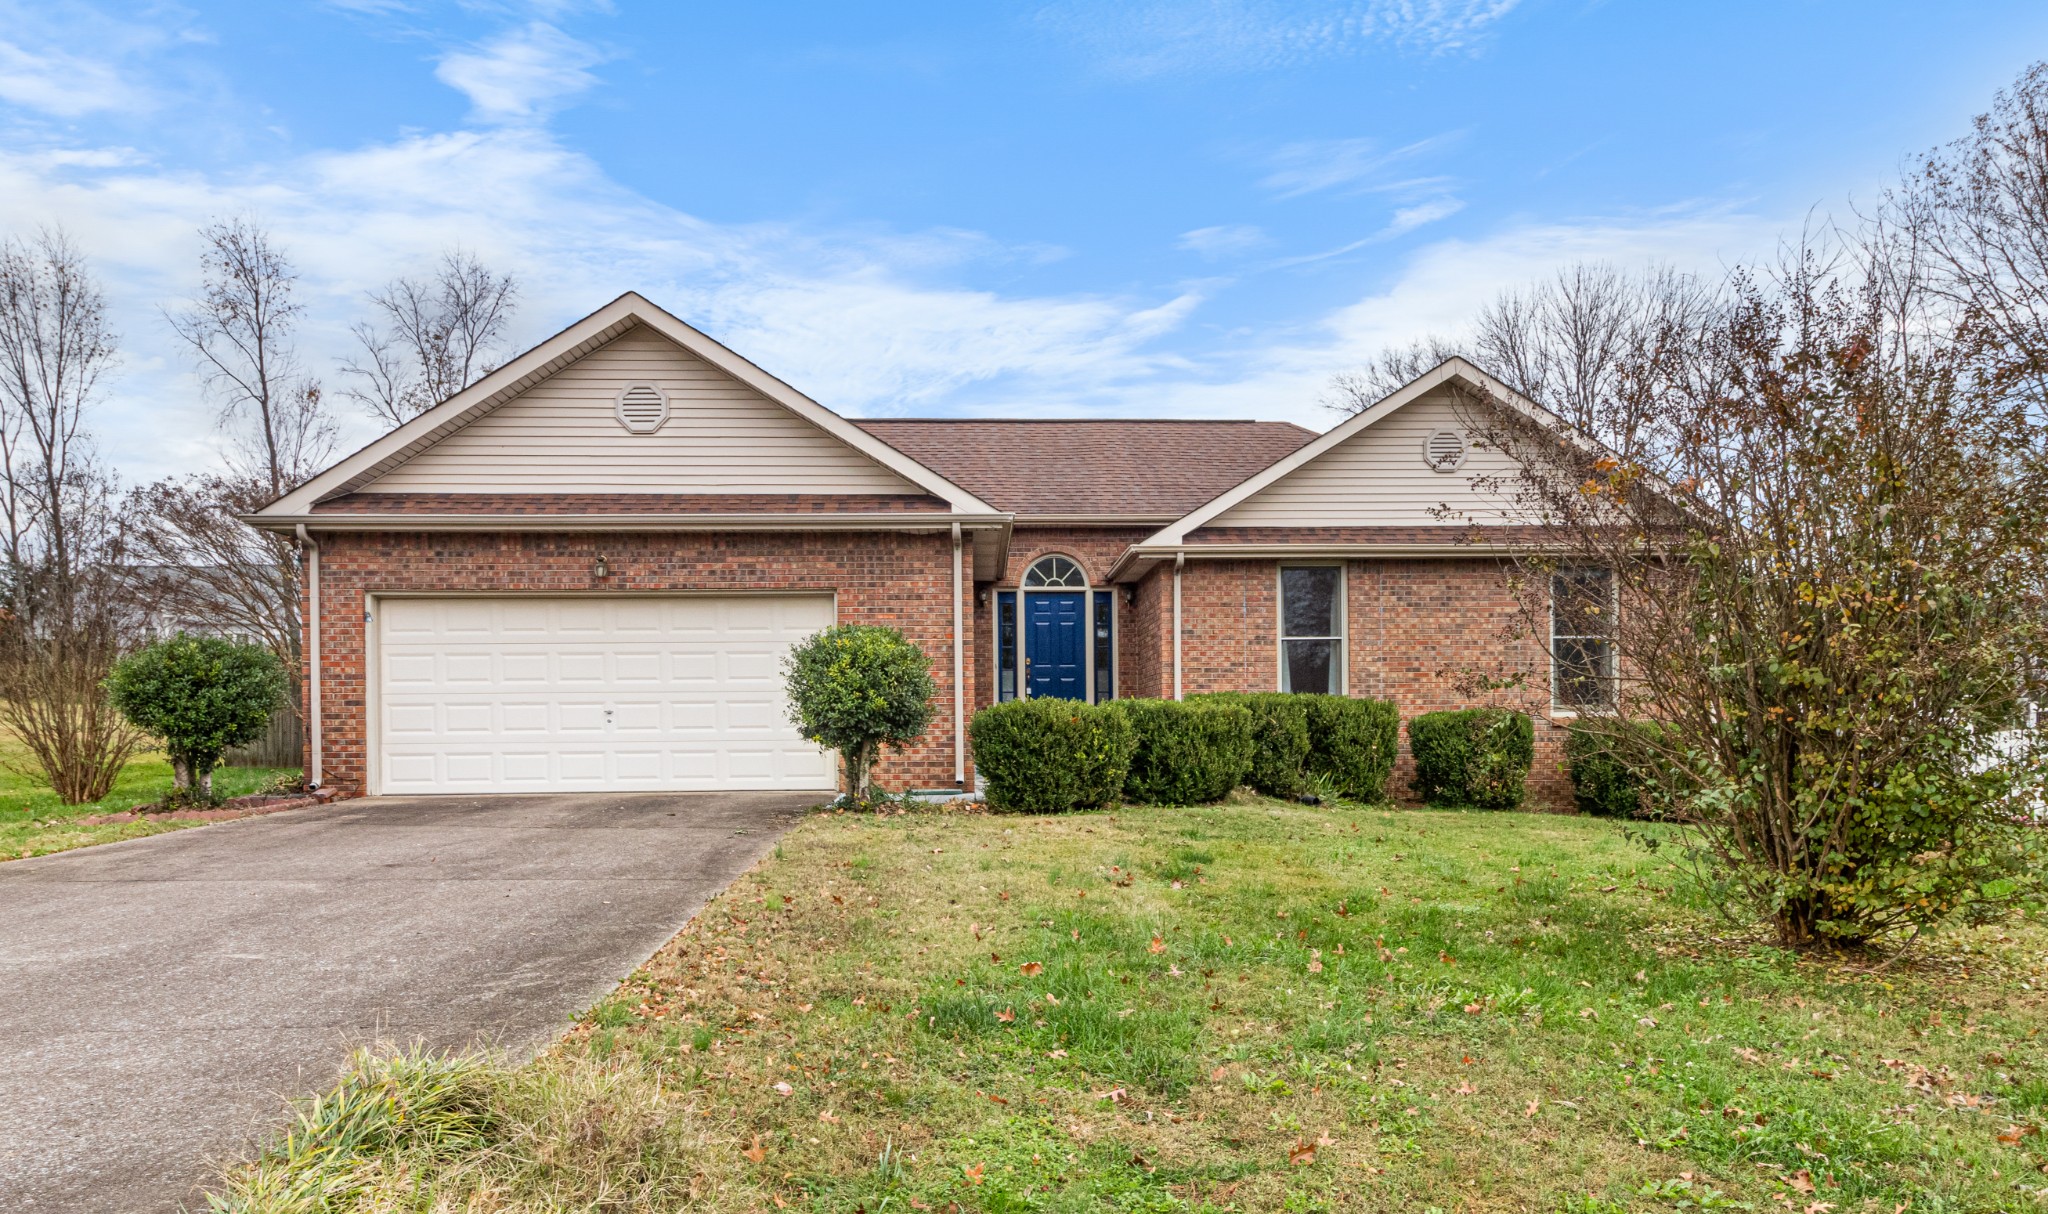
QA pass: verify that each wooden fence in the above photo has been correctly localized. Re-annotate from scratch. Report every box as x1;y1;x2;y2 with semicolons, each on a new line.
225;706;304;769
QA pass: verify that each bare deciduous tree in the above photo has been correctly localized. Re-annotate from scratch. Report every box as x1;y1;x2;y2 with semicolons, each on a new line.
0;230;143;802
338;249;518;426
1888;60;2048;401
134;219;335;730
163;219;334;496
1328;262;1718;459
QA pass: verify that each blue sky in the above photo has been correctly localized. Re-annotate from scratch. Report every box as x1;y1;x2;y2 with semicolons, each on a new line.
2;1;2045;481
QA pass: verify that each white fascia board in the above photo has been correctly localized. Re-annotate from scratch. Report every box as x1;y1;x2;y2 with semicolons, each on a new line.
253;292;999;518
1135;358;1582;547
1106;539;1531;582
244;511;1014;534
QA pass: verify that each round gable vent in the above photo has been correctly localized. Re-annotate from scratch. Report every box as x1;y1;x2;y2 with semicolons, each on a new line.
1422;428;1467;472
614;383;669;434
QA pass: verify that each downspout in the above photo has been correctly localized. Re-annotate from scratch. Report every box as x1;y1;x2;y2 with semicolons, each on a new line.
295;524;322;790
1172;552;1184;701
952;523;965;787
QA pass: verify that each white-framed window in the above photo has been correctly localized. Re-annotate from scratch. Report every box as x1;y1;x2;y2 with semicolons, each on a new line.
1551;567;1617;712
1279;565;1345;694
1023;554;1086;587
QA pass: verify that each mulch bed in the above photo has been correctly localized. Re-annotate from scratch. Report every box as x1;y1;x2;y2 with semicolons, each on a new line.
74;789;337;826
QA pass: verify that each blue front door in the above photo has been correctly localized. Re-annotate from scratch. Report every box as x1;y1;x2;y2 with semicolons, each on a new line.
1026;592;1087;700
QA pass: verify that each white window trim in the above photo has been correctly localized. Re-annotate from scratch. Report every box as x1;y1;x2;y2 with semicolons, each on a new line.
1549;567;1618;715
1277;563;1347;695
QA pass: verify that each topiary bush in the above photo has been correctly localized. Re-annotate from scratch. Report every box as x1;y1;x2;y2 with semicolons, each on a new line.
1193;692;1309;798
1407;708;1534;809
1112;698;1254;805
782;625;935;802
970;699;1136;813
1565;719;1664;817
1300;694;1400;802
105;634;288;802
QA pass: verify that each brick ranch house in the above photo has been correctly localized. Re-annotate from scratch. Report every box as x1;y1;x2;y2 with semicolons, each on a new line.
249;293;1613;809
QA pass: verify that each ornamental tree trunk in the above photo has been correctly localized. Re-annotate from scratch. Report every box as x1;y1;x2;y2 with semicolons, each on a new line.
843;740;879;804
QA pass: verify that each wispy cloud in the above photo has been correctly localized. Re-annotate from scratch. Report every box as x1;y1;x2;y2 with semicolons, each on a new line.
1037;0;1523;77
1178;224;1269;258
0;0;196;118
1259;133;1459;198
435;22;606;123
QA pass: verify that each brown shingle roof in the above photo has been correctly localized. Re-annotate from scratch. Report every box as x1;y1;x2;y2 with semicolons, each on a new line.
854;419;1317;517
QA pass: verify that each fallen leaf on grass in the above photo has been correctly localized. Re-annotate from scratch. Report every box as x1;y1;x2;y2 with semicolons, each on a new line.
1149;936;1166;954
771;1081;794;1096
1094;1087;1128;1103
980;1090;1009;1106
963;1163;985;1186
995;1008;1016;1023
1020;961;1043;977
742;1136;767;1164
1289;1139;1317;1166
817;1112;839;1124
1524;1099;1541;1118
1456;1081;1477;1095
1463;1002;1483;1015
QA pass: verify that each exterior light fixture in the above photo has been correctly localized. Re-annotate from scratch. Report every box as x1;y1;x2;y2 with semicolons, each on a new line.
594;554;611;579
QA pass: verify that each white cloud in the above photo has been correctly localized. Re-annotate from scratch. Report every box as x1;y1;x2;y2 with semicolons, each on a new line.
1037;0;1523;77
435;22;606;123
0;123;1222;478
0;0;187;118
1383;196;1465;237
1260;133;1457;198
1178;224;1269;258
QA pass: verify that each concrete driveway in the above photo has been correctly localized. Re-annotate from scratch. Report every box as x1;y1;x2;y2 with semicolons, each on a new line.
0;791;815;1213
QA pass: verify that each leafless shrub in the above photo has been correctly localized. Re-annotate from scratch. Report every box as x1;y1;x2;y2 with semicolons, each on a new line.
0;230;145;801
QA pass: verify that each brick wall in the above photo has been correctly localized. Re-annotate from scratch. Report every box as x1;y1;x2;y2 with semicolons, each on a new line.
304;529;973;796
1161;556;1573;810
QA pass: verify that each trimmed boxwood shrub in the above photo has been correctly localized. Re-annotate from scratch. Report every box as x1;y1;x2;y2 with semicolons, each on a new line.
1300;694;1400;802
1193;692;1310;797
1408;708;1535;809
1565;719;1663;818
1111;698;1254;805
970;699;1136;813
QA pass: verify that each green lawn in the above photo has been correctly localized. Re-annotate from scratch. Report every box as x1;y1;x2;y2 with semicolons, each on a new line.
208;798;2048;1213
0;735;298;861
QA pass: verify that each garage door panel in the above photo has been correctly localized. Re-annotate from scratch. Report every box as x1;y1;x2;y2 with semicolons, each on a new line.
377;594;835;794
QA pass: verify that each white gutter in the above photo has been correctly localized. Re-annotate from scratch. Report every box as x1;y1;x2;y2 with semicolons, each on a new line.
245;511;1014;534
951;521;965;787
295;524;322;790
1107;541;1542;582
1172;553;1184;701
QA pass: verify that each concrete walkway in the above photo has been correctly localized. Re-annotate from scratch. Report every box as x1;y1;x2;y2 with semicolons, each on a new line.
0;791;814;1213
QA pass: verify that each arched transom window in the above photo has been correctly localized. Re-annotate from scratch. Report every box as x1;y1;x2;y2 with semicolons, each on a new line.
1023;554;1087;587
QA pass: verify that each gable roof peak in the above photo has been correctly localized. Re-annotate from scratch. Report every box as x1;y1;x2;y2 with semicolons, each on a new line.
252;292;1000;519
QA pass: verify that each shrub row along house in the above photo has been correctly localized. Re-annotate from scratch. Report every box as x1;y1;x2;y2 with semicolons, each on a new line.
247;293;1608;807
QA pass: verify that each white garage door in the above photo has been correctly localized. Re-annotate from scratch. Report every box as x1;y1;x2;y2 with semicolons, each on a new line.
376;595;836;794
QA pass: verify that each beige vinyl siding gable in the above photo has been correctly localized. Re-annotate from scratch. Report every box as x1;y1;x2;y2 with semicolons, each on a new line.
365;325;922;496
1210;388;1521;528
